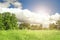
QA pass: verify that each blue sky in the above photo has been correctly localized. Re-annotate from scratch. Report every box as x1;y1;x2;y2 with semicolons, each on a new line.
20;0;60;14
0;0;60;14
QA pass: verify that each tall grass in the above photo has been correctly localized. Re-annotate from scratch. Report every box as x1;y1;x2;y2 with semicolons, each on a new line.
0;30;60;40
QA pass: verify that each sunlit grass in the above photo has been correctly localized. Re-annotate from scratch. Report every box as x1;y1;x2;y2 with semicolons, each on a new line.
0;30;60;40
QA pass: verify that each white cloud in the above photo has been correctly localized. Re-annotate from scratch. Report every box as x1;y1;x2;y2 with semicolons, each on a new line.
51;13;60;21
0;0;22;9
4;0;17;3
12;2;22;9
0;2;10;8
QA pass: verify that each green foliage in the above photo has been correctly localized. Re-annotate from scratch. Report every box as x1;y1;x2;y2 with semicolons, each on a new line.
0;13;5;30
56;20;60;25
49;23;56;30
10;14;18;29
19;23;30;29
30;24;42;30
19;22;43;30
56;19;60;30
0;12;18;30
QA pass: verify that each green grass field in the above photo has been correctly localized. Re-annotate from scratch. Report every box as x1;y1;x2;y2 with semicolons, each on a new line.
0;30;60;40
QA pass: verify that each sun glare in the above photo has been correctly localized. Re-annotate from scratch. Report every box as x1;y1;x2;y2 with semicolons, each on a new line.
28;6;51;24
34;6;51;15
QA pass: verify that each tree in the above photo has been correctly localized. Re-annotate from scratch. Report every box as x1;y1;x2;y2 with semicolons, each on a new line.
10;14;18;29
39;24;42;30
30;25;37;30
0;13;5;30
49;23;56;30
2;12;11;30
56;19;60;30
19;22;30;29
2;12;18;30
30;24;42;30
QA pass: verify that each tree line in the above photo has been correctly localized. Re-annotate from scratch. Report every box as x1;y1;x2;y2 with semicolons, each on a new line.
0;12;60;30
19;20;60;30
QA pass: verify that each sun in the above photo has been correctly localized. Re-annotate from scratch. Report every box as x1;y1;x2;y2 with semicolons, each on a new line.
34;6;51;15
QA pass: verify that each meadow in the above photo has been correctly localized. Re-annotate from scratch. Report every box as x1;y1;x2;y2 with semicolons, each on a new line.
0;30;60;40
